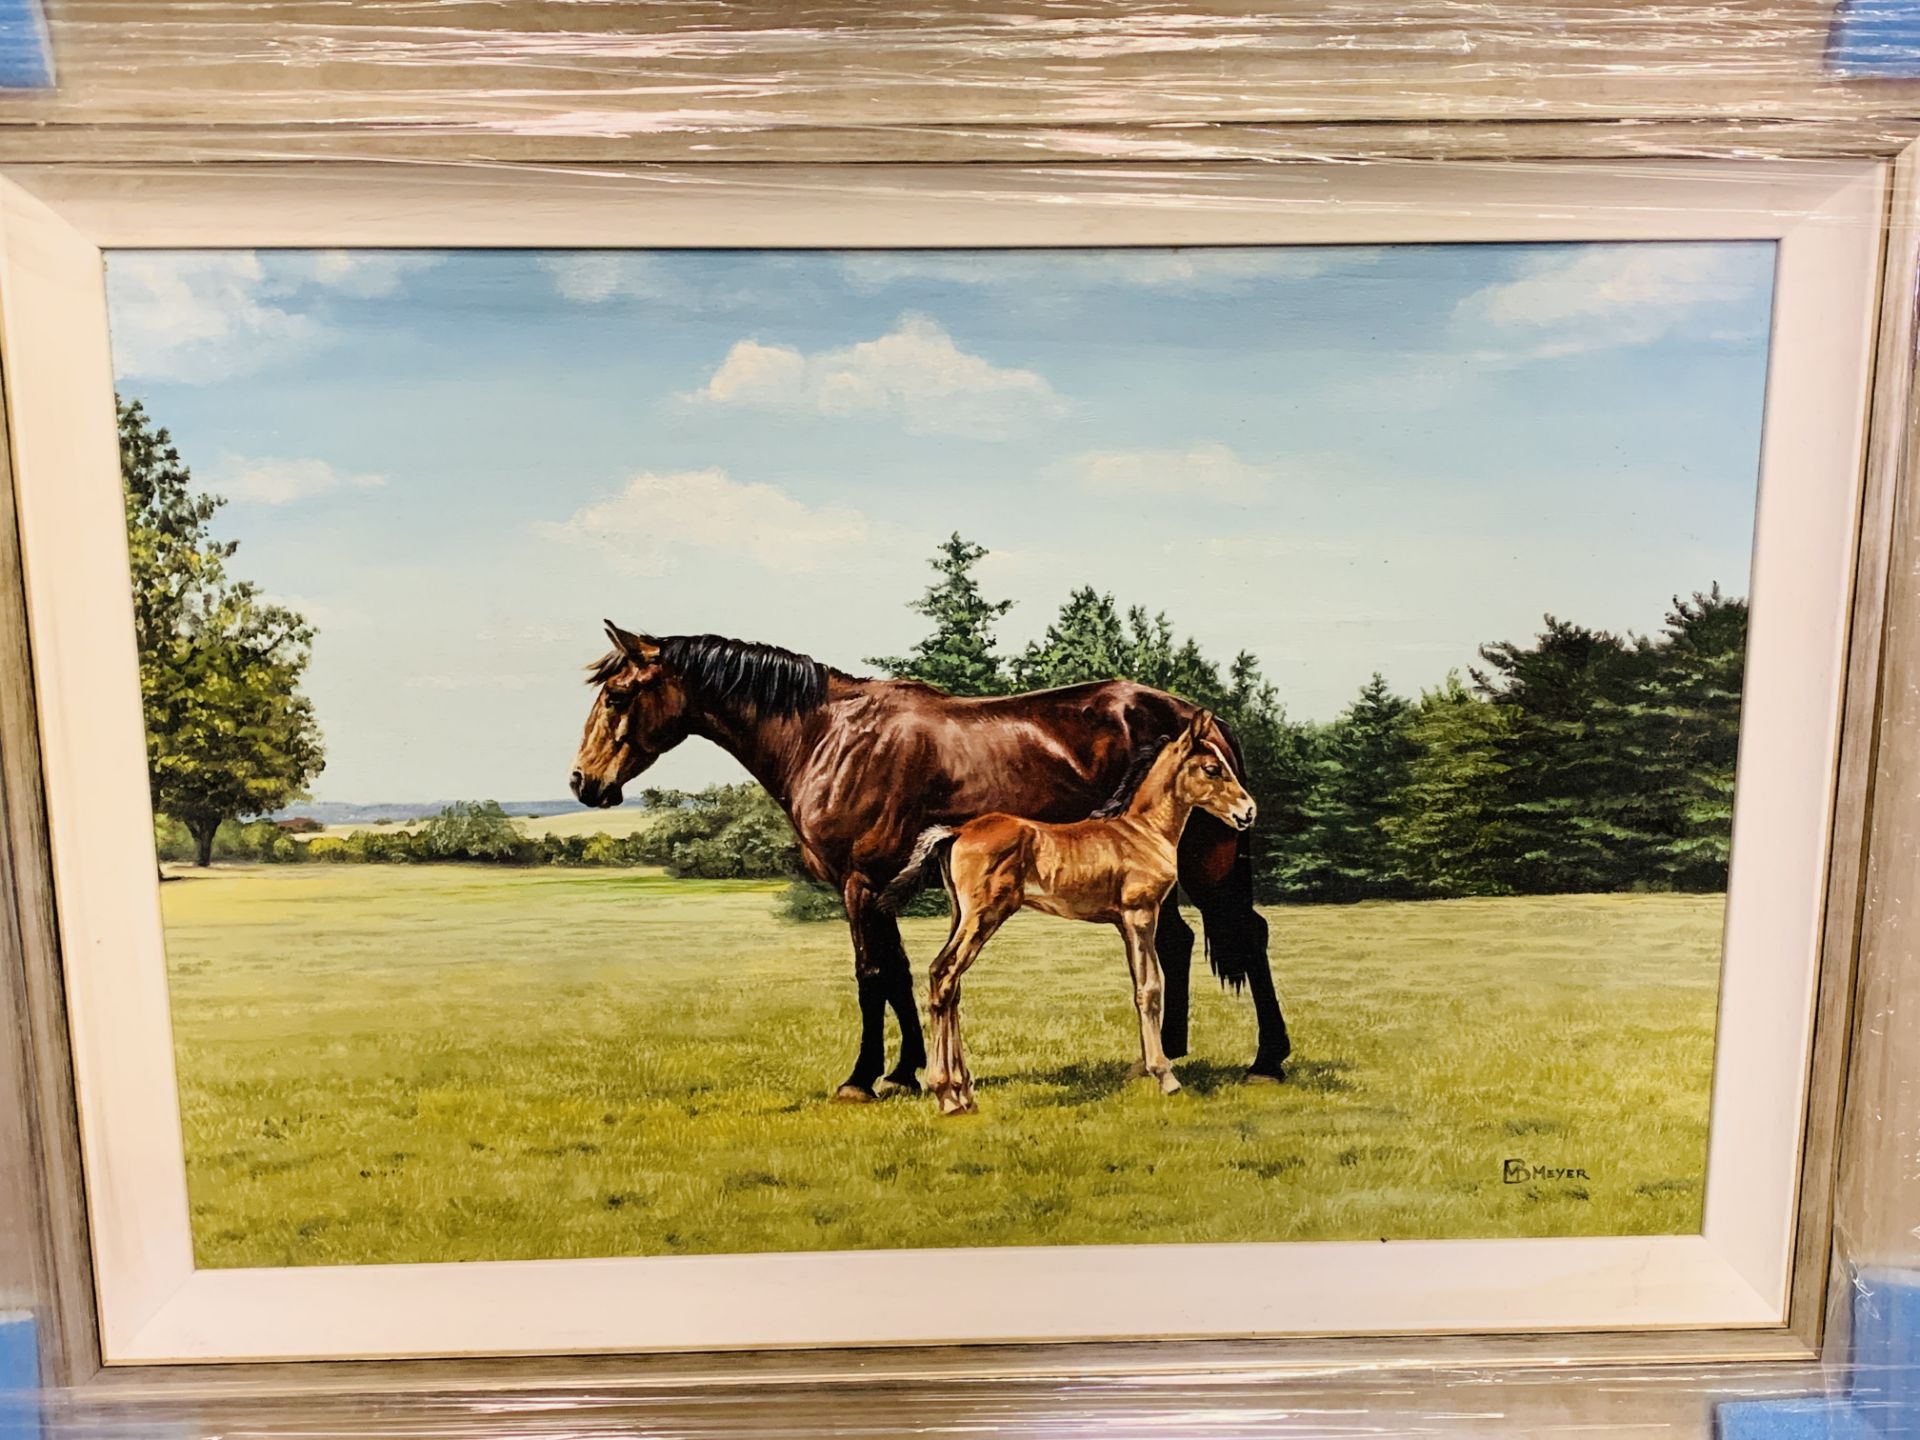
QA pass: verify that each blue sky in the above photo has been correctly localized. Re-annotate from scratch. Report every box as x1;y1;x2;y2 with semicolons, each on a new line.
105;242;1776;803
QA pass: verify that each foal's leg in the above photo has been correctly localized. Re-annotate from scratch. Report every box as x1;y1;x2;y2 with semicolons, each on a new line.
1121;913;1180;1095
927;907;1005;1116
922;926;964;1104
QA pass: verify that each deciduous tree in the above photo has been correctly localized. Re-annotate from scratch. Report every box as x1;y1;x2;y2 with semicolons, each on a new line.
121;398;325;866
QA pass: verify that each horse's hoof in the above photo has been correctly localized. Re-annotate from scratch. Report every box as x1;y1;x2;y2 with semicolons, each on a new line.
874;1075;921;1098
832;1083;877;1104
1243;1068;1286;1087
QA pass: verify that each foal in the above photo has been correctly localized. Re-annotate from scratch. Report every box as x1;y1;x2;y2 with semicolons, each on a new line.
890;711;1257;1116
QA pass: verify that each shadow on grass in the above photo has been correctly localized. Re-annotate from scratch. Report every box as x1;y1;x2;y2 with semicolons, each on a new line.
981;1054;1358;1102
1280;1058;1359;1094
1175;1056;1357;1095
978;1058;1130;1104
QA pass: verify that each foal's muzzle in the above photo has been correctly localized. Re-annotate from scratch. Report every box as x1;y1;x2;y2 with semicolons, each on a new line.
1233;802;1258;831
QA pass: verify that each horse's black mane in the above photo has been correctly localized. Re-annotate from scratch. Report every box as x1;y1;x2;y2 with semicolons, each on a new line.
1089;741;1165;819
589;634;850;716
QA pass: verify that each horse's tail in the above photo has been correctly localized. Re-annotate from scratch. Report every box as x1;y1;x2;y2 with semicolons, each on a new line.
1198;712;1262;993
880;826;958;913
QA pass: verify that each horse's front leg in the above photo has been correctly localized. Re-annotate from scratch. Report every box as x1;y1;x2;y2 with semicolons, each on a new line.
1121;914;1180;1095
834;876;891;1103
1154;893;1195;1060
1180;815;1290;1082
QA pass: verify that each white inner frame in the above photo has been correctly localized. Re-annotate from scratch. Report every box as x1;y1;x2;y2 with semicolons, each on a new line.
0;160;1885;1365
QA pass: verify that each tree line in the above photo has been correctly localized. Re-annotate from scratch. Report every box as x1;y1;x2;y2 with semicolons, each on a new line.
864;533;1745;903
159;793;804;874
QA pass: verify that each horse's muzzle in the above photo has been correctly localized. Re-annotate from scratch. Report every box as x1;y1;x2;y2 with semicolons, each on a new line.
570;771;624;809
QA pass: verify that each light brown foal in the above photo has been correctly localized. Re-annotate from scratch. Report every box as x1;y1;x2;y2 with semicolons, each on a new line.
898;711;1257;1116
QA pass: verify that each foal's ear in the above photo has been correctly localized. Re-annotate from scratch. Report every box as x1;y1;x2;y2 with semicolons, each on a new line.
1186;709;1214;743
603;620;660;665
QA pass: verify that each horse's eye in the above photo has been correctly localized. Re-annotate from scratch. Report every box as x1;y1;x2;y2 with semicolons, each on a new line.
605;688;633;708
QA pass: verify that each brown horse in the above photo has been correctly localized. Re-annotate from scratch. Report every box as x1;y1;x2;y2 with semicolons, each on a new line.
889;712;1256;1115
570;623;1290;1099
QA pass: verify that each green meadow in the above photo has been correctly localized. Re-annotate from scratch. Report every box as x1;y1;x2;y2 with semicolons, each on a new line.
159;866;1722;1268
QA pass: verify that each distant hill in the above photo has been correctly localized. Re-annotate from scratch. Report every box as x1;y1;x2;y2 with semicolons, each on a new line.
273;798;643;825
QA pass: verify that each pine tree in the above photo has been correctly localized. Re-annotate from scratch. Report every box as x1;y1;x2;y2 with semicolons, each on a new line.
866;533;1014;696
1274;674;1416;902
1011;587;1130;691
1384;674;1515;896
1636;586;1746;890
1473;618;1652;893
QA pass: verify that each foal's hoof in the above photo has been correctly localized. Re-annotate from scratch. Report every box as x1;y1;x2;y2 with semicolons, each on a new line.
1158;1073;1183;1096
937;1091;978;1117
874;1075;921;1098
832;1083;877;1104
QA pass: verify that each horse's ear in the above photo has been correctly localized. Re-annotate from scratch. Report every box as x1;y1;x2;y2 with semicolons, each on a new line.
603;620;660;665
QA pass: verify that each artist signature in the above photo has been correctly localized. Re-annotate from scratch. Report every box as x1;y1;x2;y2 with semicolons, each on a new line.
1504;1158;1591;1184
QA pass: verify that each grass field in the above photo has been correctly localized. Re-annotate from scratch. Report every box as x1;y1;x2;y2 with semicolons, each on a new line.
159;866;1723;1268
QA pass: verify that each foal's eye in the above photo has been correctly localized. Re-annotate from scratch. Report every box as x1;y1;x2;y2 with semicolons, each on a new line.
1204;765;1223;778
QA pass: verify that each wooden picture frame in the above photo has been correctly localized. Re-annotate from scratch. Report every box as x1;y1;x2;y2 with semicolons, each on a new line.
0;147;1912;1427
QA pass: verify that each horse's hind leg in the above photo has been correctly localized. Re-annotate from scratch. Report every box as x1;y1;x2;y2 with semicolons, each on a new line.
835;877;892;1102
868;910;924;1096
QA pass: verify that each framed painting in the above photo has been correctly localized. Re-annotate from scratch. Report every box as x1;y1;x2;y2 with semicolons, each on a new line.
0;158;1892;1372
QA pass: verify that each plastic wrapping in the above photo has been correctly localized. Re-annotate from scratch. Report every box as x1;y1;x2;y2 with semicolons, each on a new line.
5;2;1920;1436
1;0;1920;162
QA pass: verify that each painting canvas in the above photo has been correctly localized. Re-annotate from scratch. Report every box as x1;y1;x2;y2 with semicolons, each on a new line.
102;240;1773;1271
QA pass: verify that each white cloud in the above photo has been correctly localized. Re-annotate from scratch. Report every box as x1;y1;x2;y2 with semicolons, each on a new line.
693;313;1065;436
209;455;386;506
537;467;869;575
108;254;321;385
1456;245;1772;357
539;254;666;303
296;251;440;299
1059;443;1273;499
106;249;441;384
840;249;1373;292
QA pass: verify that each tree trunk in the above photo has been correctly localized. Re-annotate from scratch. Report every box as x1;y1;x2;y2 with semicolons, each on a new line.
190;819;219;868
